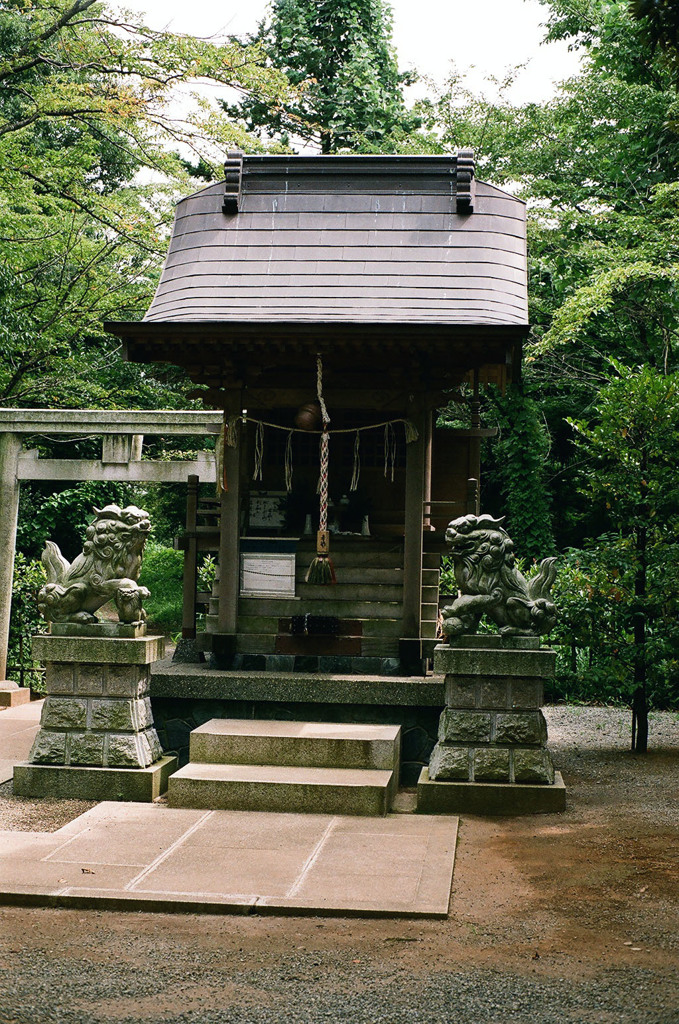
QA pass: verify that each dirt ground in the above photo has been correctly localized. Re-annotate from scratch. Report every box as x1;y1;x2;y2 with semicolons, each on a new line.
0;706;678;1023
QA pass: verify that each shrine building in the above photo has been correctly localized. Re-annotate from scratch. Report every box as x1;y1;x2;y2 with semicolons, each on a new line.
106;152;528;680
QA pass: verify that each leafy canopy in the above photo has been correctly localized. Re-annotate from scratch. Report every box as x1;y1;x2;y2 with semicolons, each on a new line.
0;0;295;406
224;0;422;153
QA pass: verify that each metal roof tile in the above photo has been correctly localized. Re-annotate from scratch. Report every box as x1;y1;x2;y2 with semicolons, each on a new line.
141;154;528;328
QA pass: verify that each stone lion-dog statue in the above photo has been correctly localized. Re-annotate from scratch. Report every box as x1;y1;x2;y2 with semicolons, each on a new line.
38;504;151;625
440;513;557;638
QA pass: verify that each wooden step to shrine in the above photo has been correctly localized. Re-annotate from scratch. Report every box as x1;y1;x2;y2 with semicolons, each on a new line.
233;634;400;658
237;615;406;638
238;598;403;619
202;540;441;665
295;582;405;602
167;720;401;816
293;567;439;585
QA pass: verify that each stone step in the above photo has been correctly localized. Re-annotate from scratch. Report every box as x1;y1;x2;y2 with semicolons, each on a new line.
167;763;395;815
189;719;401;773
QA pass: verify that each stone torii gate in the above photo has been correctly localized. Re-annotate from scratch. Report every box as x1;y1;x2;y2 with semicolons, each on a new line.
0;409;221;695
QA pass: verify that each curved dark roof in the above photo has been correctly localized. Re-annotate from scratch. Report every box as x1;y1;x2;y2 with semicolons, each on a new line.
142;154;527;328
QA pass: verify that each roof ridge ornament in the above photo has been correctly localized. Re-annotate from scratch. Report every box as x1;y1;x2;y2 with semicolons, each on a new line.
223;150;244;215
455;149;475;214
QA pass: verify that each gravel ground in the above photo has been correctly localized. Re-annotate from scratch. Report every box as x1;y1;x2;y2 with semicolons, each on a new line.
0;705;678;1024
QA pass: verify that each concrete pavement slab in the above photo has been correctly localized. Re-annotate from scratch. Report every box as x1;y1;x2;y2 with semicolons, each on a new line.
0;801;458;917
0;699;42;782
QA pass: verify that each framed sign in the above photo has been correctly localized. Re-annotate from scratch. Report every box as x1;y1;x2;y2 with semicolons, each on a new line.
240;551;296;597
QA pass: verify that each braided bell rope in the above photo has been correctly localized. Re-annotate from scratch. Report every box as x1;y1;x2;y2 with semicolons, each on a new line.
317;354;330;532
318;430;330;531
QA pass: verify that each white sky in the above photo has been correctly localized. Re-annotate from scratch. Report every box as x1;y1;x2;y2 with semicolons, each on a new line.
125;0;581;105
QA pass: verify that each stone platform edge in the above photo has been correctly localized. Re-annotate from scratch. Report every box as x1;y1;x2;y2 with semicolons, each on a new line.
32;634;165;665
416;767;566;815
0;888;449;919
13;755;177;802
150;661;445;706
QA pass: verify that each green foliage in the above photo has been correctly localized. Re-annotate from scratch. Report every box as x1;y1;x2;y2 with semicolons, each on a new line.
137;542;183;633
630;0;679;84
568;362;679;528
485;386;555;560
8;553;46;688
0;0;295;407
548;540;679;707
224;0;423;153
547;365;679;707
17;482;132;560
197;554;217;594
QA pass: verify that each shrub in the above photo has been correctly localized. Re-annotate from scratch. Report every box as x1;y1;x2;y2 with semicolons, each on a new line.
138;543;184;633
9;554;47;689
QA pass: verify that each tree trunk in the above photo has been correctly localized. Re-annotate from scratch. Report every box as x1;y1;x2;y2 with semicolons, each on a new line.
631;524;648;753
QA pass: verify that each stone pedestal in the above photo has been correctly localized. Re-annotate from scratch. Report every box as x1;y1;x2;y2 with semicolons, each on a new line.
417;637;565;814
13;633;177;801
0;681;31;708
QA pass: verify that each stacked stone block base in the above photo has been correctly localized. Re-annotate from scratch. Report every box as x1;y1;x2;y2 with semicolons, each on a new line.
0;682;31;708
418;637;565;814
13;757;177;802
418;767;566;814
13;634;177;801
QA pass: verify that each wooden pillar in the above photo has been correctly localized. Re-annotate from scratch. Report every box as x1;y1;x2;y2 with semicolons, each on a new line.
423;408;433;530
217;396;242;637
0;434;22;681
181;474;199;640
402;404;426;643
468;368;481;504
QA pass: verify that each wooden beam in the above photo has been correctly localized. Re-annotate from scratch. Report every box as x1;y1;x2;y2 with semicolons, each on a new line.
402;403;426;640
181;475;199;640
423;409;433;530
217;396;242;635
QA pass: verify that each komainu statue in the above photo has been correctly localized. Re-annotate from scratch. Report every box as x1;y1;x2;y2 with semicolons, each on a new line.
440;514;557;638
38;505;151;625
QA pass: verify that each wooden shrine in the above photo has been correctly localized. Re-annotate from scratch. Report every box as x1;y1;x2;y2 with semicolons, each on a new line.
107;152;528;676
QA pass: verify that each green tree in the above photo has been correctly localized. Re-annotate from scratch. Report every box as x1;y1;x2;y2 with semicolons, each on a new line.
630;0;679;65
568;363;679;745
224;0;421;153
422;0;679;549
0;0;294;407
485;385;555;560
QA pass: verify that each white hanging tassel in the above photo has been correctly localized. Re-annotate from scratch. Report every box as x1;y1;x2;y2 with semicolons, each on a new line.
403;419;419;444
252;420;264;481
350;430;360;491
225;415;239;446
284;430;294;492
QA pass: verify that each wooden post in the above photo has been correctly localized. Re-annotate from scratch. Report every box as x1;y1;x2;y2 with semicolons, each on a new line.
402;404;426;643
181;474;199;640
0;434;22;681
423;408;433;530
466;477;480;515
468;367;482;498
217;396;242;637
